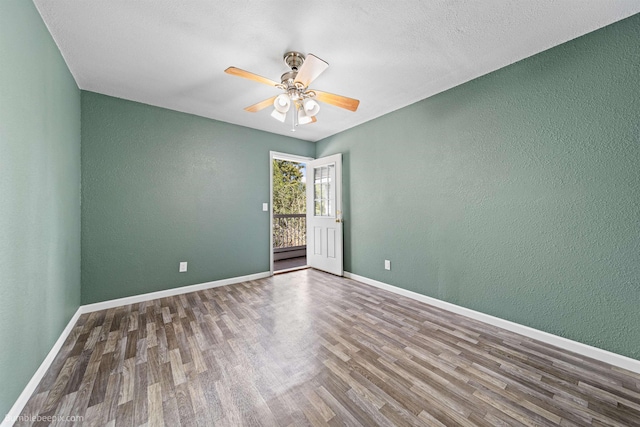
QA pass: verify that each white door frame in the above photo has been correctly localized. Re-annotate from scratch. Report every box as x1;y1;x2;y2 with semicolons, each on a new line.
269;151;314;275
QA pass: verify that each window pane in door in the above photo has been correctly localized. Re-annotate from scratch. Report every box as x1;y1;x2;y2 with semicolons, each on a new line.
327;164;335;217
313;164;335;217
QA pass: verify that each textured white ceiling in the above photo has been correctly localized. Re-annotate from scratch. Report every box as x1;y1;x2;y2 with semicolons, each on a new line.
34;1;640;142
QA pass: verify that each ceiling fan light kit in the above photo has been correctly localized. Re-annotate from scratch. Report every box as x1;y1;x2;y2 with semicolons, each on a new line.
270;108;287;123
298;110;313;125
303;98;320;116
273;94;291;113
225;51;360;131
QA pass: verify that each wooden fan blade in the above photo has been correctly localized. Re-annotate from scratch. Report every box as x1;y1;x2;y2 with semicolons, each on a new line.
312;90;360;112
294;54;329;87
225;67;279;87
244;96;277;113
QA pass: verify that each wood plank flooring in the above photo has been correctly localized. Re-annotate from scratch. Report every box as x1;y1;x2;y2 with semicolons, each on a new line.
16;269;640;426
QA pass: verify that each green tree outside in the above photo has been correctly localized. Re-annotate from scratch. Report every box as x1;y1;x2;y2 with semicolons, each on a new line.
272;160;306;214
272;160;306;249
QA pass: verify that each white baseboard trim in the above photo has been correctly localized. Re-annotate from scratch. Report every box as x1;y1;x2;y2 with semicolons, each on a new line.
2;307;83;427
81;271;272;313
344;271;640;375
3;271;272;424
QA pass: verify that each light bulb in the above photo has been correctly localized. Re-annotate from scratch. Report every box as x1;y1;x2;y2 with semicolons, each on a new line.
305;100;317;111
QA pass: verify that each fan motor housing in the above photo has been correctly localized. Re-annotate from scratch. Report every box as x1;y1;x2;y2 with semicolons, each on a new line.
283;51;305;71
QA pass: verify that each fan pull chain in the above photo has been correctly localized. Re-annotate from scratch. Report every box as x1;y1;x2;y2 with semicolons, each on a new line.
291;104;298;132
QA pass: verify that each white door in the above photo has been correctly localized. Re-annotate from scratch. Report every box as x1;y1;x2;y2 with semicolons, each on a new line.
306;153;343;276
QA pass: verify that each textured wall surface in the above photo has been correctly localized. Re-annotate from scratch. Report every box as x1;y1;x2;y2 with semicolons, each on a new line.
81;92;314;304
316;14;640;359
0;0;81;418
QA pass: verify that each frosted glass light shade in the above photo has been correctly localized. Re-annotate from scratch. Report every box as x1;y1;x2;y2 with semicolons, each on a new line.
271;109;287;122
298;110;313;125
303;98;320;116
273;94;291;113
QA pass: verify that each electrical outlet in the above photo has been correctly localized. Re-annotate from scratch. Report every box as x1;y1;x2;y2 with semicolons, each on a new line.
179;262;187;272
262;203;269;211
384;260;391;270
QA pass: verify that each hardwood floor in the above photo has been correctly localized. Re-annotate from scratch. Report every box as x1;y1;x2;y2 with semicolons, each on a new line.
16;269;640;426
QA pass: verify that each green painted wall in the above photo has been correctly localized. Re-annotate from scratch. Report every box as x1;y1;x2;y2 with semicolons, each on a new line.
1;5;637;419
317;14;640;359
0;0;81;418
81;92;314;304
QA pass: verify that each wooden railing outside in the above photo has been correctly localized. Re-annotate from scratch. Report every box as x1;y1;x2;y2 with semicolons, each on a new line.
273;213;306;250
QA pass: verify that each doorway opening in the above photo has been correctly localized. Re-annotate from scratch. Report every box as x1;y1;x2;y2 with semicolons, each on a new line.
270;152;313;274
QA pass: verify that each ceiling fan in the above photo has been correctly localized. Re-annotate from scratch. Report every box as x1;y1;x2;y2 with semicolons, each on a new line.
225;52;360;131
